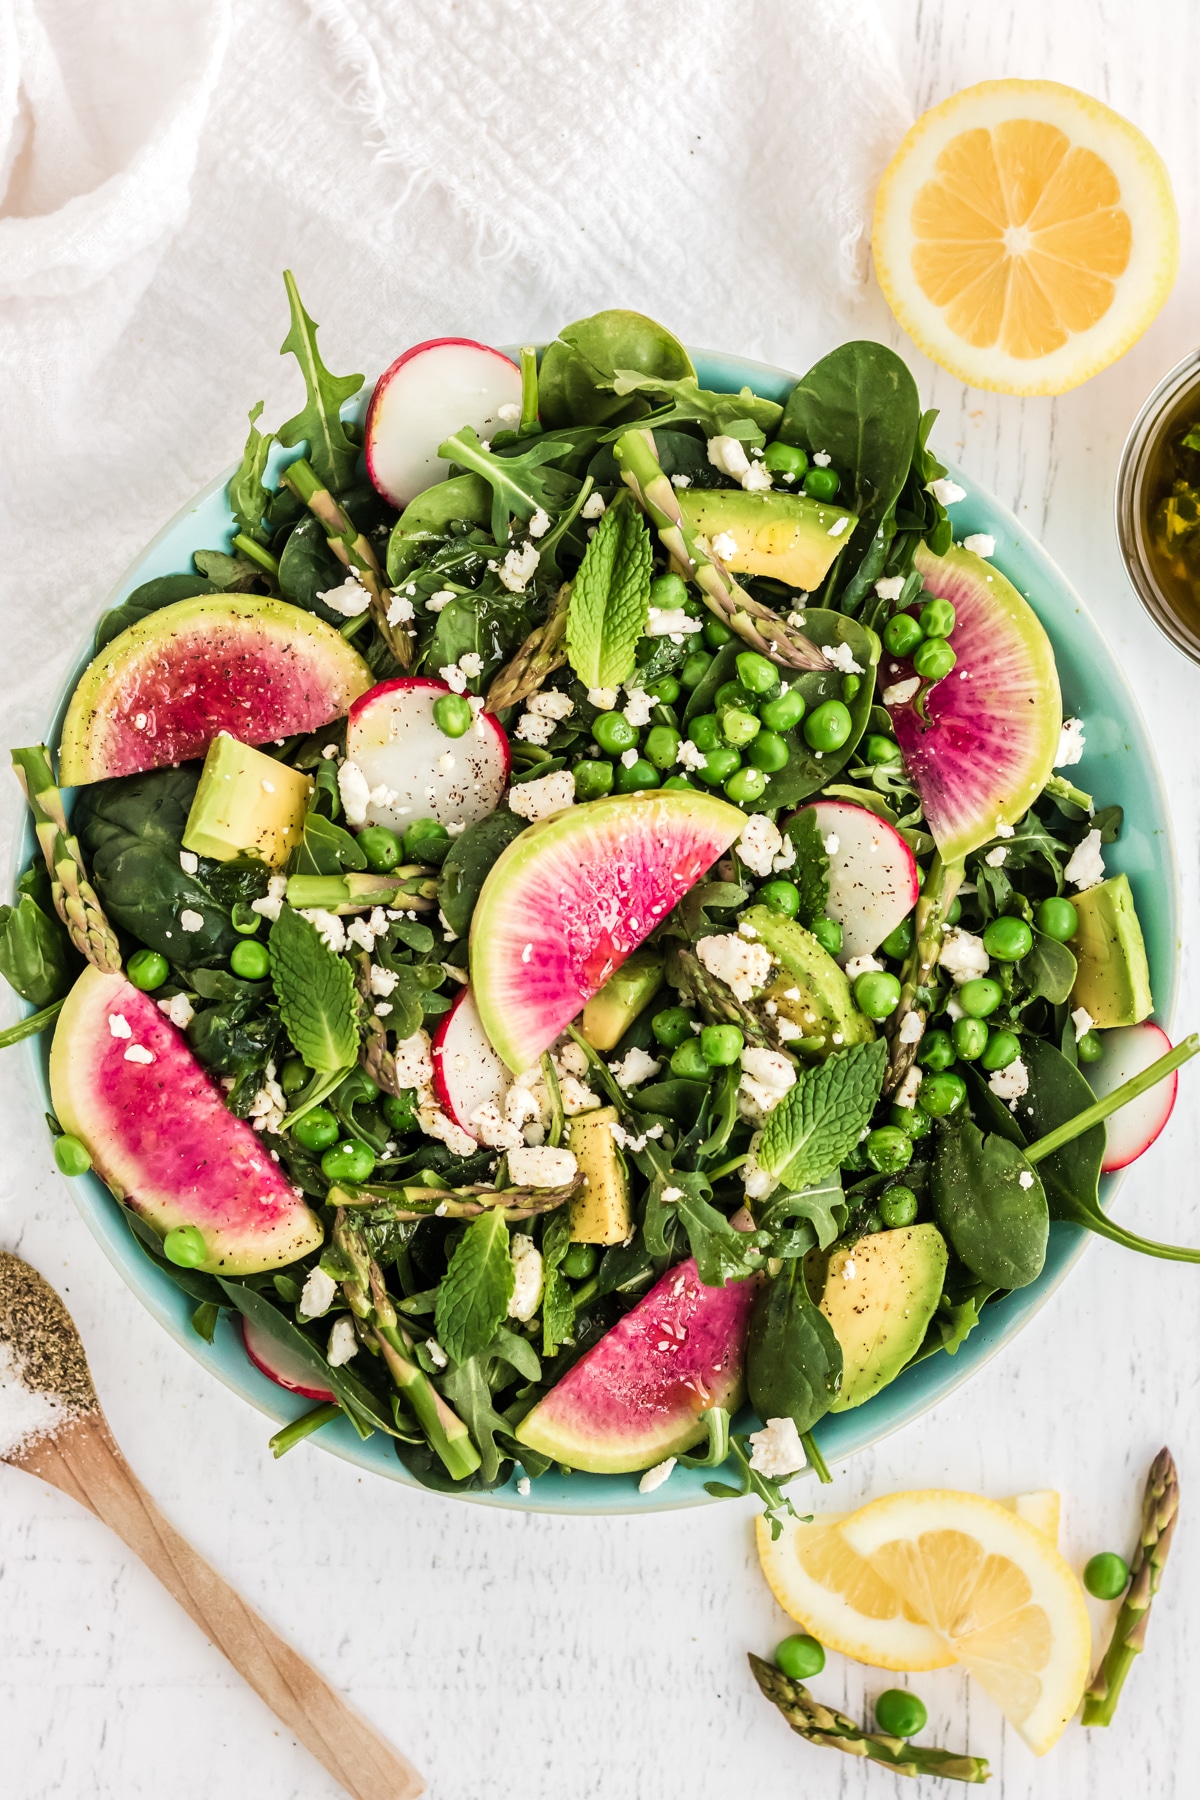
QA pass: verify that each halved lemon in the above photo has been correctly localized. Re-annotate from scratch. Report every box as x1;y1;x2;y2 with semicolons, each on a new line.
840;1489;1091;1754
873;80;1178;394
755;1490;1060;1673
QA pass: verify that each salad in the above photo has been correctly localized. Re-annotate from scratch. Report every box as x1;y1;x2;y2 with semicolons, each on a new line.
2;281;1195;1504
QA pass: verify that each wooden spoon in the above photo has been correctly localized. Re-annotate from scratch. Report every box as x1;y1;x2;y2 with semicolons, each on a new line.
0;1252;424;1800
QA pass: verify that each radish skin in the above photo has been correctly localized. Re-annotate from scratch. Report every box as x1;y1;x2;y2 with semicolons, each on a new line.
1087;1022;1177;1172
432;986;511;1136
242;1315;336;1402
365;338;522;506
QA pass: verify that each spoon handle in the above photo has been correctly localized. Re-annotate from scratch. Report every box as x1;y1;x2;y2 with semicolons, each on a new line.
13;1414;424;1800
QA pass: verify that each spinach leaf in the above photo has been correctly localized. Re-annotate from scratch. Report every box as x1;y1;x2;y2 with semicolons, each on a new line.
780;807;830;927
1020;930;1077;1007
423;579;535;689
564;491;652;688
747;1259;842;1435
277;514;348;618
931;1118;1048;1290
539;310;694;429
268;906;359;1072
277;271;363;494
434;1211;515;1364
228;401;275;542
94;573;218;653
192;550;264;592
0;890;72;1006
187;968;277;1089
540;1206;575;1358
759;1041;887;1189
737;611;879;806
438;810;526;937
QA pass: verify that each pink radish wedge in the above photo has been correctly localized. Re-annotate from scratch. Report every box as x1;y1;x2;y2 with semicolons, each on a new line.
242;1315;336;1403
432;986;510;1137
345;677;510;835
365;339;523;507
791;800;919;960
1087;1022;1177;1173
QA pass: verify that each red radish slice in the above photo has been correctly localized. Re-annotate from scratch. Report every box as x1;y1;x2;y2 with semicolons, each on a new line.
1086;1022;1177;1173
791;800;919;959
242;1315;335;1403
365;338;523;507
432;985;511;1136
346;677;510;834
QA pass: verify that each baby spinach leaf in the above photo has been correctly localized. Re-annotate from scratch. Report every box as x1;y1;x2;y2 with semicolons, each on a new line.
1021;930;1077;1007
277;271;364;495
565;491;652;688
187;968;277;1086
268;905;359;1072
277;514;348;617
434;1210;515;1364
0;891;72;1006
781;807;830;928
759;1041;888;1189
931;1119;1048;1290
192;550;263;592
228;401;275;542
539;309;694;429
217;1277;394;1438
755;611;878;807
293;808;367;877
438;809;527;937
747;1259;842;1435
94;573;218;653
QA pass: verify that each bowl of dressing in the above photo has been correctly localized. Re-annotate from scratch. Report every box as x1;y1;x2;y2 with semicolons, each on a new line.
1116;348;1200;663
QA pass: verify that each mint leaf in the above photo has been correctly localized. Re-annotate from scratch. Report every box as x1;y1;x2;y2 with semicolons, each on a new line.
435;1211;515;1364
268;905;359;1072
565;491;652;688
759;1040;887;1188
781;807;829;927
228;402;275;543
277;271;363;493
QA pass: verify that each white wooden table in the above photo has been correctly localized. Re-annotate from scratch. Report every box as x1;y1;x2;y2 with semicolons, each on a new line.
3;3;1199;1795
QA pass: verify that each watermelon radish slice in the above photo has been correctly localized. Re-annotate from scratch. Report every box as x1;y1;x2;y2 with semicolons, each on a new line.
471;791;745;1073
793;800;919;959
515;1257;758;1473
884;543;1061;862
58;595;373;787
345;677;510;834
49;967;323;1274
365;338;523;507
242;1315;335;1403
1087;1022;1178;1173
432;985;510;1135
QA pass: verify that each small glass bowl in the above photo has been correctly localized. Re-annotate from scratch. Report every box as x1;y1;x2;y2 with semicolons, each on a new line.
1115;348;1200;665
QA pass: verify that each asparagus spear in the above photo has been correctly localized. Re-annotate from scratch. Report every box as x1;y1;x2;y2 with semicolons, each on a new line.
1082;1447;1179;1727
11;746;122;974
281;456;412;666
328;1179;581;1222
748;1656;990;1783
613;428;827;672
485;581;571;711
671;943;779;1051
884;851;964;1096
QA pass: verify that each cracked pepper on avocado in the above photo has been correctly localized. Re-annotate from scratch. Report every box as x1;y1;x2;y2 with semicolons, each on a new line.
2;280;1195;1499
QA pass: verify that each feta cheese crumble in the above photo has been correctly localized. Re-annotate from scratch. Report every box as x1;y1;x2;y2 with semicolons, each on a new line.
508;1145;578;1189
179;850;198;875
337;757;372;825
963;533;996;557
882;677;920;706
123;1044;154;1065
108;1012;132;1038
529;688;573;721
179;909;205;933
938;927;990;984
1056;718;1086;768
821;641;862;675
1018;1170;1035;1190
696;932;773;1001
507;1234;544;1321
509;770;576;821
988;1056;1030;1103
498;541;540;592
622;687;654;728
327;1317;358;1366
586;686;618;710
737;813;783;878
739;1047;797;1121
711;530;738;561
676;739;708;772
928;477;966;506
638;1458;677;1494
515;709;557;746
844;954;883;980
157;994;194;1030
707;435;750;480
874;575;906;602
1071;1007;1096;1039
251;874;288;923
645;607;702;637
299;1266;337;1320
319;572;371;617
528;507;551;539
1064;828;1105;891
299;908;347;953
748;1415;807;1479
608;1046;661;1089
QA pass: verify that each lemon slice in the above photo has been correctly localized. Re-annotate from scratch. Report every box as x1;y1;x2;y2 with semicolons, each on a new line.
873;80;1178;394
840;1489;1091;1754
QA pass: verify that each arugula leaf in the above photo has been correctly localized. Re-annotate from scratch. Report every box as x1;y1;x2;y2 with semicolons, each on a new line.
757;1177;846;1252
229;402;276;542
539;1206;575;1358
759;1041;887;1188
647;1170;765;1287
438;425;580;544
565;493;652;688
747;1260;843;1435
434;1210;515;1365
268;905;359;1072
607;371;782;443
781;808;830;927
277;271;363;494
438;1352;514;1485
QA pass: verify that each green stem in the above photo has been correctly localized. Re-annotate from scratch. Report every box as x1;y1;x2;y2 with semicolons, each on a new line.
541;1050;565;1149
519;345;540;435
0;997;66;1048
232;533;280;576
885;852;964;1096
1027;1035;1200;1165
801;1429;832;1485
705;1153;749;1182
284;1064;353;1130
269;1402;341;1458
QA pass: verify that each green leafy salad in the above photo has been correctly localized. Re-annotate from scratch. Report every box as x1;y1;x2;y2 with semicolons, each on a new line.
2;280;1194;1503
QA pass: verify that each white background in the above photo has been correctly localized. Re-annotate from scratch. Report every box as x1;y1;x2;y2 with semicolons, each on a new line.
3;3;1200;1796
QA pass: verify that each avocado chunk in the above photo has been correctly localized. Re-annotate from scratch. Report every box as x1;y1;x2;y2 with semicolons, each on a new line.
1069;873;1152;1027
677;487;858;591
182;733;313;869
580;950;664;1052
739;904;874;1056
567;1106;631;1244
807;1224;947;1410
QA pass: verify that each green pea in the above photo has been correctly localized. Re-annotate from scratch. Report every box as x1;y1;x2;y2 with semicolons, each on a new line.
433;693;473;738
381;1091;419;1132
854;970;902;1020
292;1107;340;1152
735;651;781;696
721;707;761;748
892;1102;931;1139
670;1037;710;1080
864;733;902;765
53;1134;92;1177
763;442;809;481
562;1242;599;1281
760;687;806;732
880;1184;919;1228
983;916;1033;963
321;1139;377;1183
912;637;957;681
879;917;914;959
572;758;614;801
842;674;861;702
127;948;169;992
918;1071;967;1117
615;757;660;793
981;1029;1021;1072
952;1015;989;1061
883;612;923;657
703;617;733;649
866;1126;913;1174
592;710;639;755
661;775;694;791
403;818;450;861
643;726;682;771
725;766;767;805
714;680;755;714
803;700;852;753
701;1023;744;1066
917;1028;955;1071
164;1225;208;1268
759;880;800;918
804;465;840;500
230;938;270;980
874;1689;927;1739
746;729;789;772
918;597;956;639
946;895;963;925
652;1007;695;1049
774;1633;825;1680
680;650;713;689
1035;895;1079;942
1084;1551;1130;1600
958;977;1003;1018
646;674;681;705
649;572;689;610
231;902;262;935
1077;1029;1104;1063
810;916;843;956
358;824;403;872
697;747;741;787
689;713;722;752
280;1058;309;1095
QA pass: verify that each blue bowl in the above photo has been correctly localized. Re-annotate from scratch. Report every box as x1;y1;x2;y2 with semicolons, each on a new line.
17;348;1178;1513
